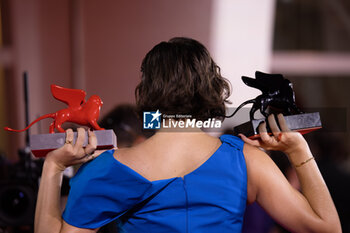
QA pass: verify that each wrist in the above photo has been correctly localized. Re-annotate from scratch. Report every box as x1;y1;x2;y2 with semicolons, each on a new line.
43;158;66;173
282;135;310;156
286;147;313;167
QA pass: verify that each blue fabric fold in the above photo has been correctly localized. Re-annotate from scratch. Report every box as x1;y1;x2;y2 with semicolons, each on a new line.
219;134;244;151
62;150;176;229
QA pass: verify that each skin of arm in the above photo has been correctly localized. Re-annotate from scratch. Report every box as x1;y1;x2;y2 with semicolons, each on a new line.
241;114;342;233
34;128;100;233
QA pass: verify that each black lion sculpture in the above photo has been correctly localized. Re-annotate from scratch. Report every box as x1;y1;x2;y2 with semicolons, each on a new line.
228;71;302;120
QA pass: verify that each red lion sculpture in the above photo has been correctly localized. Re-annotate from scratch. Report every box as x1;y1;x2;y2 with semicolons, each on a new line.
4;85;105;133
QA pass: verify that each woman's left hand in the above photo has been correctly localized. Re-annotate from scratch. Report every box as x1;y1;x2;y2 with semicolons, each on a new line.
239;113;310;157
45;128;98;171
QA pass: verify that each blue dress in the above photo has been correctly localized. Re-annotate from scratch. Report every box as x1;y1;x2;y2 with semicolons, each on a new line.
63;135;247;232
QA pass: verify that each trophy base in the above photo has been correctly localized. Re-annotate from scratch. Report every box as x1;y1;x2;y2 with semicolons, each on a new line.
30;129;117;157
233;112;322;139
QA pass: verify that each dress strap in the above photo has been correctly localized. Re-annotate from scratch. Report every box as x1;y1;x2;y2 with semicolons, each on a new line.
219;134;244;151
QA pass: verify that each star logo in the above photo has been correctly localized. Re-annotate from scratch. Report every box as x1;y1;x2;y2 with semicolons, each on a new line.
143;110;162;129
150;110;161;123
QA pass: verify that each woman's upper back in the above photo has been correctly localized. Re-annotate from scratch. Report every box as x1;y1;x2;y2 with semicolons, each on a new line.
62;134;248;232
115;132;223;182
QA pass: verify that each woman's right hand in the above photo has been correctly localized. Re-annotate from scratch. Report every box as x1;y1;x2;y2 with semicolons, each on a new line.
45;128;98;172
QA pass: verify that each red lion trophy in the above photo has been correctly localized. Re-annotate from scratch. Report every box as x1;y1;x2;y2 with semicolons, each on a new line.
5;85;117;157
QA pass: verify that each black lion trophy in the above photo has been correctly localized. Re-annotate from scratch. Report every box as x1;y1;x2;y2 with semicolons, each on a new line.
231;71;322;139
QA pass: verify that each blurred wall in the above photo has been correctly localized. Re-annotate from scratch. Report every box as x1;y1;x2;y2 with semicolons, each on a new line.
2;0;72;160
82;0;214;115
209;0;275;130
1;0;275;160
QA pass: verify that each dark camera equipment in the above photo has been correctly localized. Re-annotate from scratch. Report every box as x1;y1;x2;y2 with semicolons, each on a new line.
0;72;43;232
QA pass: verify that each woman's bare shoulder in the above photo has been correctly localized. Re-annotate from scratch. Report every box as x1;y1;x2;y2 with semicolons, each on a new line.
243;143;272;165
112;143;155;180
112;144;146;165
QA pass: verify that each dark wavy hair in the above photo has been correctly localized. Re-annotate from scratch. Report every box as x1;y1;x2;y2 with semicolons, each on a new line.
135;37;231;121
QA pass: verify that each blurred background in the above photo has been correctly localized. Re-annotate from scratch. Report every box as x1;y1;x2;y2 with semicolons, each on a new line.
0;0;349;232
